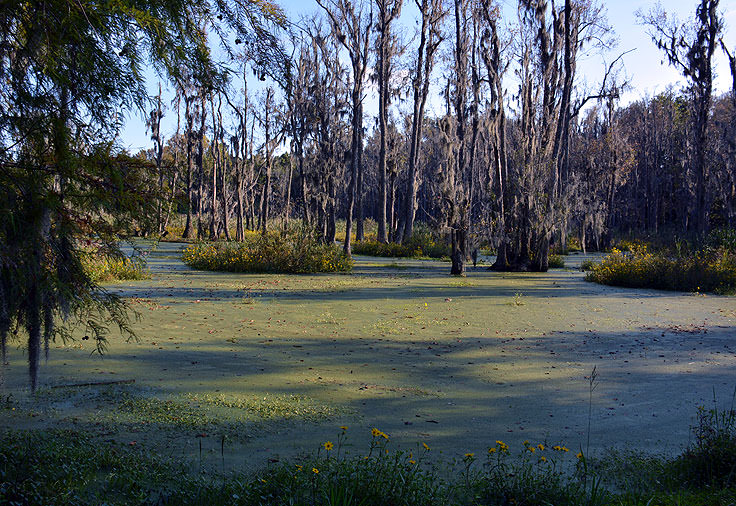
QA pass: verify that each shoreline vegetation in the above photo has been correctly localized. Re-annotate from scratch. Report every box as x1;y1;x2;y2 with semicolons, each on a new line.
584;230;736;295
2;402;734;506
181;232;353;274
82;254;151;283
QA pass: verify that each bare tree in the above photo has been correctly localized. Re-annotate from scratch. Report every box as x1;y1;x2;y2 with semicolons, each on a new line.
147;83;165;236
316;0;372;254
257;87;277;235
374;0;403;243
641;0;723;236
402;0;447;243
445;0;471;275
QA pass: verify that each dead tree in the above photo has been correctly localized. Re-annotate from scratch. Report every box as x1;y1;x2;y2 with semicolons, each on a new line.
257;87;277;235
447;0;471;275
147;83;165;236
316;0;372;254
478;1;510;267
402;0;447;243
374;0;403;243
641;0;723;236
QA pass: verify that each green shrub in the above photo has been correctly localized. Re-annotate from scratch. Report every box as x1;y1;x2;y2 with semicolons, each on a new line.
352;224;451;259
181;233;353;274
352;240;413;257
706;228;736;253
585;247;736;294
580;259;599;271
83;255;150;282
548;254;565;268
673;402;736;488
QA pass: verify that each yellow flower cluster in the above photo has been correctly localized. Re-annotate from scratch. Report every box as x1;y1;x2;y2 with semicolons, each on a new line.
494;440;509;453
371;428;389;440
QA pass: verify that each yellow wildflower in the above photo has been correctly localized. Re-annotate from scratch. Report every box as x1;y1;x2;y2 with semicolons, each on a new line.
488;447;497;454
371;428;381;437
422;442;430;451
464;453;475;458
409;459;416;464
323;441;334;451
576;452;583;459
540;456;547;462
312;468;319;474
537;443;545;451
340;426;348;431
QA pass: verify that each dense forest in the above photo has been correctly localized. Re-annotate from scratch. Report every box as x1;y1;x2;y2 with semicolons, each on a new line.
131;0;736;276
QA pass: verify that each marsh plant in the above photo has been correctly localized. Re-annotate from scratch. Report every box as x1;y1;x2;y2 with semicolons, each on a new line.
3;411;736;506
82;254;151;283
182;232;353;274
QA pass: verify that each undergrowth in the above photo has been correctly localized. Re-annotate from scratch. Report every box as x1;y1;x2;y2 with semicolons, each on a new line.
352;225;451;260
586;229;736;294
181;232;353;274
83;254;150;282
3;403;736;505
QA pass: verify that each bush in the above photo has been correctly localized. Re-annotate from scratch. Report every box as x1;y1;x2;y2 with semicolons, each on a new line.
352;240;413;257
585;247;736;294
181;233;353;274
82;255;150;282
548;254;565;268
580;259;599;271
352;224;451;259
673;402;736;488
706;228;736;253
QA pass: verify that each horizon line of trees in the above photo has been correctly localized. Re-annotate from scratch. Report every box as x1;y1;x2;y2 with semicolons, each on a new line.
137;0;736;274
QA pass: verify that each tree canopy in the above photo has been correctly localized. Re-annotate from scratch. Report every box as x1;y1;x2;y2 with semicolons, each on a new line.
0;0;286;390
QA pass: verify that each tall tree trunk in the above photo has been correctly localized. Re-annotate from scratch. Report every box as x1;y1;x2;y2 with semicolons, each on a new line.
183;96;195;239
283;155;293;233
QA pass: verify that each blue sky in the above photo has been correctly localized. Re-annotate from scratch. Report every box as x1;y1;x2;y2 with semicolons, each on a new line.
118;0;736;153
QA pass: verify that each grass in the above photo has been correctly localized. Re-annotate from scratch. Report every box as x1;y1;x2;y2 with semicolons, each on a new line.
3;406;736;506
509;292;525;306
181;232;353;274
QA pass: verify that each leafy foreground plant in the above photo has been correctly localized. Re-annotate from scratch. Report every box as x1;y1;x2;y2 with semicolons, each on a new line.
2;410;736;506
182;232;353;274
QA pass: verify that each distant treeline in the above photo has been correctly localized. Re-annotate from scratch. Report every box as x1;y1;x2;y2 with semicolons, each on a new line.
136;0;736;275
